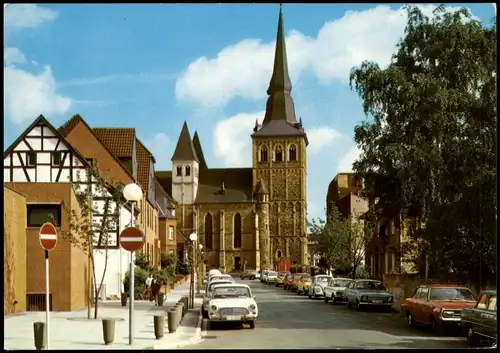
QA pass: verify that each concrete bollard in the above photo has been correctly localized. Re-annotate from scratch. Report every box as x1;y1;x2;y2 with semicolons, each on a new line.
33;322;46;350
201;318;209;332
175;302;184;322
167;307;180;333
102;319;115;345
181;296;189;314
153;315;165;339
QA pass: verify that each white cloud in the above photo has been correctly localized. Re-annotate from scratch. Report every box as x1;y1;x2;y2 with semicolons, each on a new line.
4;4;58;30
338;145;362;172
4;47;26;66
307;126;342;154
143;133;172;171
4;61;72;124
493;3;496;14
176;4;468;108
213;111;264;167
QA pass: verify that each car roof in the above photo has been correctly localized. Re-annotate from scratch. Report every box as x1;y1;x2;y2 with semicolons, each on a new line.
354;279;381;282
332;277;350;280
480;290;497;295
315;275;332;278
419;284;470;289
212;283;250;289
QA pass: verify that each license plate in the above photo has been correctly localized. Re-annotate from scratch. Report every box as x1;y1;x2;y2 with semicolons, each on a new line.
372;300;383;304
226;316;240;321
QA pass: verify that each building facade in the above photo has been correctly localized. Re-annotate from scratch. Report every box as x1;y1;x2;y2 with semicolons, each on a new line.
156;8;308;272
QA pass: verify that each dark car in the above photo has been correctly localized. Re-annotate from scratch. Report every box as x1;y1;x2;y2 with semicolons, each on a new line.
461;290;497;347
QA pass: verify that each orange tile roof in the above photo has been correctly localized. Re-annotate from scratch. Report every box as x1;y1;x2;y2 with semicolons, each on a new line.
135;139;151;191
93;128;135;158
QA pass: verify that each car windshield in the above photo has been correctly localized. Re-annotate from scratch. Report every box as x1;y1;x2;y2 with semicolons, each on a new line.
316;276;330;282
213;287;251;299
356;281;385;290
269;271;277;276
208;281;232;292
333;279;350;287
429;288;475;301
211;275;232;282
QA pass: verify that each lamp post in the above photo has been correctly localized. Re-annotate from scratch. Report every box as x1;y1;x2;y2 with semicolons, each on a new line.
122;183;143;346
197;244;203;295
189;233;197;308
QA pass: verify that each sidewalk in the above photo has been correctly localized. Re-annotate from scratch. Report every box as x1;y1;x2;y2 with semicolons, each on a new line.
4;281;203;350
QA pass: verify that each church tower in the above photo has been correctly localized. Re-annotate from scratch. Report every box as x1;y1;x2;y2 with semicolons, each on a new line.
252;5;309;267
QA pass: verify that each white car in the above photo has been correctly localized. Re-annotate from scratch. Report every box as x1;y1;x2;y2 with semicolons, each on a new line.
208;274;234;286
207;283;258;329
307;275;333;299
266;271;278;284
260;270;269;283
324;278;351;304
201;279;234;318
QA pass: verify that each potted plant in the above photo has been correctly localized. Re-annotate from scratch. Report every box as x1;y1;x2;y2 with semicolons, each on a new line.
120;292;127;307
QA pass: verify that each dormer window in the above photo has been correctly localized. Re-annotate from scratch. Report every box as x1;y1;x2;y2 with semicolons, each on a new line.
176;166;182;176
185;165;191;176
274;145;283;162
288;144;297;161
260;145;268;162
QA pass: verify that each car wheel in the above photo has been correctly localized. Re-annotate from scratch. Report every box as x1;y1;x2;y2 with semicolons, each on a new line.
332;298;336;305
407;312;416;327
356;300;362;311
347;299;352;309
249;321;255;329
466;326;480;346
314;294;318;300
430;316;442;335
324;295;328;303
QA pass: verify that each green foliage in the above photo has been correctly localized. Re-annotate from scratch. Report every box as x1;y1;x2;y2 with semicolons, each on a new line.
123;267;149;299
152;268;170;287
349;5;496;286
176;261;190;275
160;252;178;278
134;253;151;272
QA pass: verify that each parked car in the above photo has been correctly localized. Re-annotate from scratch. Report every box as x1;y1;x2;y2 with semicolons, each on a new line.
265;271;278;284
276;272;290;287
344;279;393;311
401;284;477;333
260;270;269;283
324;278;351;304
240;270;253;280
296;274;312;295
208;274;234;287
250;270;261;280
461;290;497;347
206;283;258;329
283;273;295;290
289;273;308;292
307;275;333;299
201;279;234;318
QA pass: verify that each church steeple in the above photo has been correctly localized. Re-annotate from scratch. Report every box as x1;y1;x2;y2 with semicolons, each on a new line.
171;121;199;162
262;4;297;126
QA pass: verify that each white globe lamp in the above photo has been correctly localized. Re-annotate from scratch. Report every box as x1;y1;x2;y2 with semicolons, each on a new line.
189;233;197;242
123;183;143;202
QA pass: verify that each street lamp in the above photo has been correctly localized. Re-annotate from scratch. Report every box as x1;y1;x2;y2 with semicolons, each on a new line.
122;183;143;346
197;244;204;295
189;233;197;308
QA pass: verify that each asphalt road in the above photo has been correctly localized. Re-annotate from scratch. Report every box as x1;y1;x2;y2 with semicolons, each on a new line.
184;279;470;349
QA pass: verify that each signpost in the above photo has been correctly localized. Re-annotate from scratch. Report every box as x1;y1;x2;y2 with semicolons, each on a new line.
119;226;145;345
39;222;58;350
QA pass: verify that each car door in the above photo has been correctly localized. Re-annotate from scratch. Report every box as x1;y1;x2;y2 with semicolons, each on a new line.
472;293;491;337
345;281;354;303
482;294;497;339
324;278;333;298
417;288;432;323
406;288;421;319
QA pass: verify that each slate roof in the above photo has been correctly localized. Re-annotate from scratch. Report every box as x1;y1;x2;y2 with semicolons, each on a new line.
195;168;254;204
155;171;172;197
252;120;307;138
155;178;175;219
192;131;208;169
171;121;199;162
93;128;135;158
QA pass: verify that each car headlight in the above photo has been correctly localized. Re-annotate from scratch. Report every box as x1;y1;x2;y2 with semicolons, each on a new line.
211;305;217;311
315;286;322;291
249;304;256;310
388;296;394;302
361;295;367;301
441;310;455;318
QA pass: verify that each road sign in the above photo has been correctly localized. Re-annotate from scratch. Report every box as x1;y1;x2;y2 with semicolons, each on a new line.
39;222;58;251
119;227;145;252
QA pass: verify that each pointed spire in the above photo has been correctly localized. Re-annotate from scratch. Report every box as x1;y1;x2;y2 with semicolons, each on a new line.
171;121;199;162
192;131;208;169
262;5;297;126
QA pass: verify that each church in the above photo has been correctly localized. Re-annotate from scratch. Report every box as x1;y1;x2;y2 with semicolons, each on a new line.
156;7;309;272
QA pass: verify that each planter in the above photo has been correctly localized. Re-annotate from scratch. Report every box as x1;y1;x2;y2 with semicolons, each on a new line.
181;296;189;315
175;302;184;321
167;308;180;333
120;293;128;307
33;322;46;350
102;319;115;345
153;315;165;339
157;293;165;307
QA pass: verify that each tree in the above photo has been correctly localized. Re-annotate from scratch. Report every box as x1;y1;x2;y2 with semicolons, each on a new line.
349;5;496;288
309;204;369;278
60;165;125;319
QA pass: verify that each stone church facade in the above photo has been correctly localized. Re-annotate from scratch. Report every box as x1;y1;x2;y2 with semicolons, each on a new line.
156;7;308;272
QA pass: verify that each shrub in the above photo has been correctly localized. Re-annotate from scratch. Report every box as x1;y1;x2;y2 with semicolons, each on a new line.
123;267;149;299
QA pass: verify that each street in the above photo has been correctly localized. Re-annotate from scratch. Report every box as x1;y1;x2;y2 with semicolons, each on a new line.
184;279;469;349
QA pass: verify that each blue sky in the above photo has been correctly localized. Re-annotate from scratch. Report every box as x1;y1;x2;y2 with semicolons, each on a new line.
4;3;495;220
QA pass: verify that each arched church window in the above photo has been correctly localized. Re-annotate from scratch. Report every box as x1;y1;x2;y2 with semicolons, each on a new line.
289;144;297;161
205;213;213;249
274;145;283;162
185;165;191;176
260;145;268;162
176;166;182;176
234;213;242;248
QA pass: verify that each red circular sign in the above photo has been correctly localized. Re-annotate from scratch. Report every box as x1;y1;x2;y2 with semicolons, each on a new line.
39;222;58;251
119;227;145;252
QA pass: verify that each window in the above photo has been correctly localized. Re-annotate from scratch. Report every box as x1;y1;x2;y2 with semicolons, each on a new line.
288;145;297;161
233;213;242;248
274;145;283;162
413;288;421;299
176;166;182;176
487;295;497;311
476;294;489;309
169;226;175;240
185;165;191;176
260;146;268;162
27;204;61;227
27;152;37;166
205;213;213;249
52;152;62;166
418;288;429;300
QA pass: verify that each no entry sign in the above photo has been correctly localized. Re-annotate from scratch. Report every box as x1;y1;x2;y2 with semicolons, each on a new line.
119;227;145;252
39;222;58;251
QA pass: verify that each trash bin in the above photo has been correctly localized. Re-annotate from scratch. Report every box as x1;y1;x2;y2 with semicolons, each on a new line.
154;315;165;339
167;307;180;333
33;322;46;350
102;319;115;345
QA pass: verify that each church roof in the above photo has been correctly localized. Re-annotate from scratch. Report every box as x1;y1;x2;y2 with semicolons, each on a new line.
195;168;254;204
171;121;199;162
192;131;208;169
